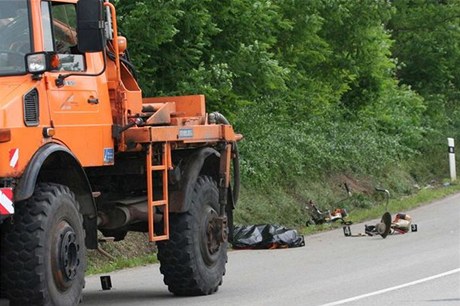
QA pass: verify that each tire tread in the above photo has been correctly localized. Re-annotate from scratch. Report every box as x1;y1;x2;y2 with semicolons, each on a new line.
0;183;85;306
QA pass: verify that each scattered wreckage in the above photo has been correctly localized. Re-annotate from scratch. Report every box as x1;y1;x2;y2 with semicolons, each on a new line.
342;188;418;238
305;183;353;226
343;211;418;238
305;184;418;239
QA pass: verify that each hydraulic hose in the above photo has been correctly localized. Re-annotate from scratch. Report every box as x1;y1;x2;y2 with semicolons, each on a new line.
209;112;240;205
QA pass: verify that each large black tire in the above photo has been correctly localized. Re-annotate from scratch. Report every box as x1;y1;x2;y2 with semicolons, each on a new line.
0;183;86;306
157;176;227;296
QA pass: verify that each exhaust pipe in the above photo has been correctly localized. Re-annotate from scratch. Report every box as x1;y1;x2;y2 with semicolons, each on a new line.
97;200;162;229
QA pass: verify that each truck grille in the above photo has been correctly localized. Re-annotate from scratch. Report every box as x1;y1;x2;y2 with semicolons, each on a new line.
23;88;39;126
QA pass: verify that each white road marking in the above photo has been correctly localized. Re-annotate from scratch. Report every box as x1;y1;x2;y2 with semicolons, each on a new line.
320;268;460;306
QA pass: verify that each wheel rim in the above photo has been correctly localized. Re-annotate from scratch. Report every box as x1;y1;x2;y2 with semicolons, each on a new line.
206;210;220;254
51;220;81;291
201;207;221;266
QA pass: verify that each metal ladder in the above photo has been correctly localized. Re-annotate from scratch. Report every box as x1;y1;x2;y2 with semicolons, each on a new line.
146;142;170;242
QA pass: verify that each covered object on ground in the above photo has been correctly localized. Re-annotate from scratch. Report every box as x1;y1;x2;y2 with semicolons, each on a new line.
232;224;305;249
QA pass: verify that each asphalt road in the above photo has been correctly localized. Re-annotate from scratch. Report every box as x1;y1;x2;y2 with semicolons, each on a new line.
83;193;460;306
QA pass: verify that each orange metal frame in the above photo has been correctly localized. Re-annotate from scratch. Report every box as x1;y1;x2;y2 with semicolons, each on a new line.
146;142;170;241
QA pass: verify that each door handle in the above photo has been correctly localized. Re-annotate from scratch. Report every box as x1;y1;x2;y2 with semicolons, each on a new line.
88;97;99;104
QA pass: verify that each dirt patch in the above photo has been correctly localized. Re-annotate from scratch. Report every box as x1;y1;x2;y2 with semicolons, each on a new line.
330;173;375;195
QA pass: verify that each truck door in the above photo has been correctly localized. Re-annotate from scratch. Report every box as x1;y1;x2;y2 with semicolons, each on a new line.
41;1;114;167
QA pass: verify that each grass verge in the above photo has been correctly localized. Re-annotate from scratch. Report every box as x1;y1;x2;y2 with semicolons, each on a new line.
87;254;158;275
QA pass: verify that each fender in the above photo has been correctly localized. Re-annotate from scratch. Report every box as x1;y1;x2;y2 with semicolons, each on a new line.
170;147;220;213
14;142;98;249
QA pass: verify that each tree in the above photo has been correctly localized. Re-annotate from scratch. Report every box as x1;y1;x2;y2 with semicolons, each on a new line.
389;0;460;134
115;0;290;117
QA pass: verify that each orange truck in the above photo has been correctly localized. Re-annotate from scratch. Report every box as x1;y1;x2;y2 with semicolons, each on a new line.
0;0;241;304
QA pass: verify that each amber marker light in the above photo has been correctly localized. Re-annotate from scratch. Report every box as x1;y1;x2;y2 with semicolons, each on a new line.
49;54;61;70
43;127;55;138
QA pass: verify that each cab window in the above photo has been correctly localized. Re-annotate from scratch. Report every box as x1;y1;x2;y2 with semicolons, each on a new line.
0;0;31;75
41;1;85;72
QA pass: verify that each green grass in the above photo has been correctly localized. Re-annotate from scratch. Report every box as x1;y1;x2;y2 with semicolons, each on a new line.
350;183;460;222
87;253;158;275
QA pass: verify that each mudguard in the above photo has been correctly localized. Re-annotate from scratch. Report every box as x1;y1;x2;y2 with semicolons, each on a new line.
14;142;98;248
169;147;220;213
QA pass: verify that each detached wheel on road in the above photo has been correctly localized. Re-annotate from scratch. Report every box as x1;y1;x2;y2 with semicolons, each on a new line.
157;176;228;296
0;183;86;306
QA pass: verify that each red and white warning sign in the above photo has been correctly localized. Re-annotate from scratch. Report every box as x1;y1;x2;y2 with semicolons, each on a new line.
0;187;14;215
9;148;19;170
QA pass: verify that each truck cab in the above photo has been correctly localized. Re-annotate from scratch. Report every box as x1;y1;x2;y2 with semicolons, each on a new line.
0;0;115;220
0;1;241;305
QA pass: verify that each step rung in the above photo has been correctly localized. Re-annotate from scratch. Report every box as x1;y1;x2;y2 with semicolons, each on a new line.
151;200;166;206
151;165;167;171
150;234;169;242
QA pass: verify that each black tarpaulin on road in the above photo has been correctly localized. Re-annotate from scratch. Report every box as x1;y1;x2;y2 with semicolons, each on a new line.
232;224;305;249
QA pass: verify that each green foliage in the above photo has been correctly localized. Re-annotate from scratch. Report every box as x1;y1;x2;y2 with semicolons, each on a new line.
389;0;460;136
234;185;305;227
115;0;216;96
235;100;412;186
390;0;460;96
315;0;395;111
359;85;427;150
112;0;460;225
115;0;291;116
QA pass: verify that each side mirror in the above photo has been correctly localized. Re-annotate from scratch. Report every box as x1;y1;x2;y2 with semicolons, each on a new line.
26;52;60;74
76;0;105;53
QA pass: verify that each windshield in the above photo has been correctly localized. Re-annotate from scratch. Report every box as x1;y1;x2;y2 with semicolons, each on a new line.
0;0;31;75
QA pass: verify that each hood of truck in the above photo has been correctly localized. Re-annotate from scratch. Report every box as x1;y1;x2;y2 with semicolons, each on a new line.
0;75;36;127
0;82;22;101
0;76;28;101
